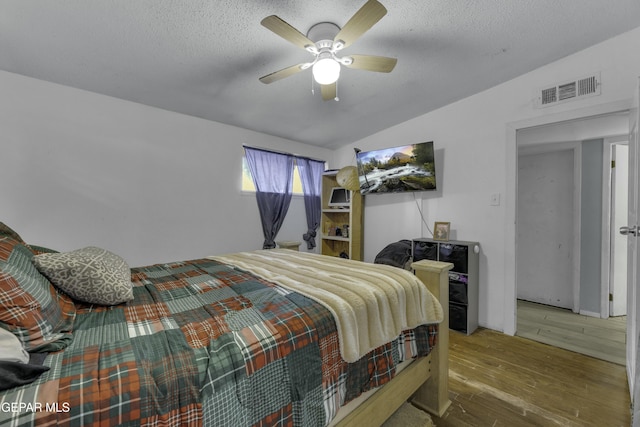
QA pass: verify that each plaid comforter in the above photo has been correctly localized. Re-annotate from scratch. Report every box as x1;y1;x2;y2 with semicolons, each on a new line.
0;256;437;427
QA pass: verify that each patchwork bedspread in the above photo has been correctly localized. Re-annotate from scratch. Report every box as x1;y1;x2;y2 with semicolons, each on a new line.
0;255;438;427
211;250;443;363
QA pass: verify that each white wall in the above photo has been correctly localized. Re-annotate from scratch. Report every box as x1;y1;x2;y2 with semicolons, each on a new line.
580;139;605;314
0;71;332;266
332;26;640;332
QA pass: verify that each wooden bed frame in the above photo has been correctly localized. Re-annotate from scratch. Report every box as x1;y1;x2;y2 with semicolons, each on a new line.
335;260;453;427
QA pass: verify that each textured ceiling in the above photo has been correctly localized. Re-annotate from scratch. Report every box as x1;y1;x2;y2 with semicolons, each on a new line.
2;1;639;148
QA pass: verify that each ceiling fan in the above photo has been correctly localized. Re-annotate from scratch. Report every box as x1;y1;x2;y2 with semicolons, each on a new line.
258;0;397;101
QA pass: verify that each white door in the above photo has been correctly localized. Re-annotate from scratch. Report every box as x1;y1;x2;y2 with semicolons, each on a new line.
626;77;639;406
612;143;628;316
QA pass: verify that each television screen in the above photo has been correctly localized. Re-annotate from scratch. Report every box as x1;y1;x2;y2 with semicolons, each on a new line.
328;187;350;207
355;141;436;195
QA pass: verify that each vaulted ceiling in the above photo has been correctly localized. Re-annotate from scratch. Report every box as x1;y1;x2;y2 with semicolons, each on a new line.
2;1;639;148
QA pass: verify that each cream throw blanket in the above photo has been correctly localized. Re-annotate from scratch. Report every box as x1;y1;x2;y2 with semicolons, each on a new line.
210;250;443;363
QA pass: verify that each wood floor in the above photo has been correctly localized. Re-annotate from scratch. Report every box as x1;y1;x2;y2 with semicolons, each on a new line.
516;299;626;366
430;328;631;427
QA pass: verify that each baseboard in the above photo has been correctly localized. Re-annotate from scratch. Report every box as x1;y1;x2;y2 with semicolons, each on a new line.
579;309;601;318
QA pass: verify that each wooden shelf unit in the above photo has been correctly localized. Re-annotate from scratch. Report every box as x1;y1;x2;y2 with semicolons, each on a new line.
321;171;363;260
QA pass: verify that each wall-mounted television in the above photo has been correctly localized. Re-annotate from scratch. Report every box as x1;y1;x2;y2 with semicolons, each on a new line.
328;187;351;207
355;141;436;195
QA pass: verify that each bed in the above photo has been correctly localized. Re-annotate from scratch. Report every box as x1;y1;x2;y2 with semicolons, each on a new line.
0;224;451;427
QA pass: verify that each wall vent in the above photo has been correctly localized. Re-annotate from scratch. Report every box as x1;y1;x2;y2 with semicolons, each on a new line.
535;73;601;108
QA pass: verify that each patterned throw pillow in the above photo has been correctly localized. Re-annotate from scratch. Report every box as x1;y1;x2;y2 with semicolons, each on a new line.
0;237;75;352
33;246;133;306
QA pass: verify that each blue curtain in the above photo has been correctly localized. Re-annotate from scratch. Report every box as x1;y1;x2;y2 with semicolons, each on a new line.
297;157;325;249
245;147;294;249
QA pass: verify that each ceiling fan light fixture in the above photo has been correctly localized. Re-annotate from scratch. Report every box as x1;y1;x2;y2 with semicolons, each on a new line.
312;55;340;85
259;1;395;99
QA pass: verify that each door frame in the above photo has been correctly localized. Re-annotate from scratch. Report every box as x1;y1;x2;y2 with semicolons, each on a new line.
505;100;632;336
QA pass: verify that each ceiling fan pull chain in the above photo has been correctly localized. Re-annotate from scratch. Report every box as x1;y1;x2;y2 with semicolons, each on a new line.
335;80;339;102
311;73;315;95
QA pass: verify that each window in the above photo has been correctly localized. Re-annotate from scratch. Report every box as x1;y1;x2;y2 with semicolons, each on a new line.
241;157;307;195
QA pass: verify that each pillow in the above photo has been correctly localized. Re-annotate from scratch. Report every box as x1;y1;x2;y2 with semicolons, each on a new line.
0;222;24;242
0;361;51;391
374;240;413;270
0;222;41;255
0;327;29;364
0;237;75;352
29;245;59;255
34;246;133;306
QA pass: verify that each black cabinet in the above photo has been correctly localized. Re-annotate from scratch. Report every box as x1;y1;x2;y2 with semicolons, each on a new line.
412;238;479;335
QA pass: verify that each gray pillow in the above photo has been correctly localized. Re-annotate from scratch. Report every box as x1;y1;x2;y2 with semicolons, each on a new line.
33;246;133;306
0;327;29;364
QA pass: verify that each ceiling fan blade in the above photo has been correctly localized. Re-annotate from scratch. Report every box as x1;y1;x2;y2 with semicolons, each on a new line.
321;83;337;101
259;63;307;84
261;15;315;50
334;0;387;49
345;54;397;73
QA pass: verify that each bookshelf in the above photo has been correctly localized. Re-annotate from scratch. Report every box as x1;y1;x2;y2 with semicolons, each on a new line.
321;171;363;260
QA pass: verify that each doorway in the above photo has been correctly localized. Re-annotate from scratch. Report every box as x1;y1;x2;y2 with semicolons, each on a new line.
512;112;629;363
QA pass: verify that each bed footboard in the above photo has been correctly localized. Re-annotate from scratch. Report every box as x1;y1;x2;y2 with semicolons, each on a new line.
411;260;453;417
335;260;452;426
334;356;433;427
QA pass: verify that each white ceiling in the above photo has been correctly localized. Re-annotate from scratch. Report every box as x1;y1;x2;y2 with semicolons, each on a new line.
2;1;639;148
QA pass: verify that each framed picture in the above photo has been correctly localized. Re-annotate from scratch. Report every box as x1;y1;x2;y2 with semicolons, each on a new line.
433;221;450;241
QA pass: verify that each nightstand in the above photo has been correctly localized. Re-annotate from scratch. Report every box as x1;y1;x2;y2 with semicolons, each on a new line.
276;241;301;251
